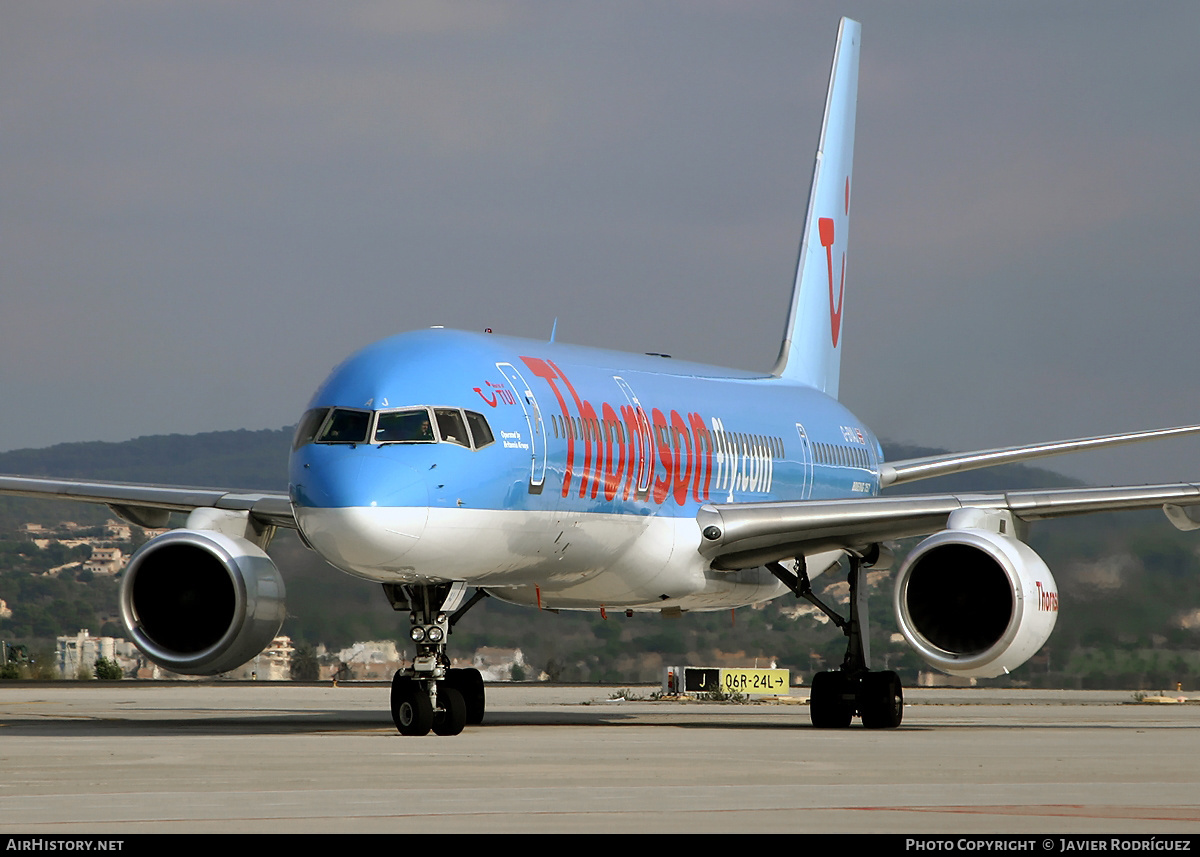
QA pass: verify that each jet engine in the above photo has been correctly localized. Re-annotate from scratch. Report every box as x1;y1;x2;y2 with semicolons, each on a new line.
893;511;1058;678
120;529;286;675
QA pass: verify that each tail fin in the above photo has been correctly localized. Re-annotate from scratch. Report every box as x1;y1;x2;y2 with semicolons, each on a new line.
771;17;860;398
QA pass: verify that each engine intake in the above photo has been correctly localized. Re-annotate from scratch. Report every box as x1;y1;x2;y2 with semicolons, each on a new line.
893;526;1058;678
120;529;286;675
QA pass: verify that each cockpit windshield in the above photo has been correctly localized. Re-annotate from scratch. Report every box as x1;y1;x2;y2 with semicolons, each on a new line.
317;408;370;444
464;411;495;448
375;409;436;443
293;407;330;449
434;409;470;447
294;406;495;451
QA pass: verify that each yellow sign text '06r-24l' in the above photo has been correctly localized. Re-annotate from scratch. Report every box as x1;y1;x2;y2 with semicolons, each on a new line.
720;669;790;695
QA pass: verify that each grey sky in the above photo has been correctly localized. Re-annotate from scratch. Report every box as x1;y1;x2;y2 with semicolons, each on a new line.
3;2;1198;485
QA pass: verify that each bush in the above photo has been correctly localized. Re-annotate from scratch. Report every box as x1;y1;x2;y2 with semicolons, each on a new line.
93;657;123;680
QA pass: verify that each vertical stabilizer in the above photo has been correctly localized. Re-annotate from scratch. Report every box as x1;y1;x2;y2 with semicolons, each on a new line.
771;18;860;398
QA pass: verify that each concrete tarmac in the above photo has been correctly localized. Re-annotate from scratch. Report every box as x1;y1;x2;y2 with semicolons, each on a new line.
1;683;1197;834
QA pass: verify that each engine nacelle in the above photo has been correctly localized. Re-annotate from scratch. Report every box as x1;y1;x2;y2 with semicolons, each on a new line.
893;520;1058;678
120;529;286;675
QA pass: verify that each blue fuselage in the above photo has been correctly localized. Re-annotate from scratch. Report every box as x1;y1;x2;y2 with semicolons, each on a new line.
286;328;881;609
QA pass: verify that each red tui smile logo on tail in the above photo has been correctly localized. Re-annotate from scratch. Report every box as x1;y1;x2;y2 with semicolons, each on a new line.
818;177;850;347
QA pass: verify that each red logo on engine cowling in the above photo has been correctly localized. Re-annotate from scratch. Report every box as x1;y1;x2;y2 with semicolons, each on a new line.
1035;581;1059;612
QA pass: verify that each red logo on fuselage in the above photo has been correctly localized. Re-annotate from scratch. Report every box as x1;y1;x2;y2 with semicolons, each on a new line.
474;380;517;408
515;356;780;506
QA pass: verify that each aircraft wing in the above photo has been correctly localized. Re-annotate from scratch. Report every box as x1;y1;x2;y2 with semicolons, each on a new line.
0;475;295;530
697;482;1200;570
880;424;1200;487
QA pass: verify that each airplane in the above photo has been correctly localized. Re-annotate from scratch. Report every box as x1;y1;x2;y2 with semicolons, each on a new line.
4;17;1200;735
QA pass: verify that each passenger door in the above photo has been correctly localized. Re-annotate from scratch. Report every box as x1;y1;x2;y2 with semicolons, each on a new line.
496;362;547;494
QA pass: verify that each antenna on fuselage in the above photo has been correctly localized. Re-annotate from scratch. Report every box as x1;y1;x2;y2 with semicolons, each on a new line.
549;317;558;343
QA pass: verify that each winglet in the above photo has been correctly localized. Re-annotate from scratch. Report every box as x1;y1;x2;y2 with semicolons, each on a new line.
771;17;860;398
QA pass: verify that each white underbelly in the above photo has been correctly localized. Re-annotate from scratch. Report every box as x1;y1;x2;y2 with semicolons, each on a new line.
296;505;794;611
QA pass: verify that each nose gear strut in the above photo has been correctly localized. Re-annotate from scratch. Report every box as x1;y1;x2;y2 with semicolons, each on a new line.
383;582;489;736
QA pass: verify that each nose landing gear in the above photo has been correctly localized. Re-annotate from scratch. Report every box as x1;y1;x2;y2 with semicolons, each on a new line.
390;674;468;736
383;582;489;736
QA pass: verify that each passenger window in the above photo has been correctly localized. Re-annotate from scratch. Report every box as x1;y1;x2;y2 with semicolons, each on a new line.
435;409;470;447
375;409;436;443
317;409;370;444
465;411;495;449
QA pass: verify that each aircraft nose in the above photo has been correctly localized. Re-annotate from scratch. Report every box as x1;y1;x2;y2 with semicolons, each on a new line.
290;445;429;509
290;448;430;574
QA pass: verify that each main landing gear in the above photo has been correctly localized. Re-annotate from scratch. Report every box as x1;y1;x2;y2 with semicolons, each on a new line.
768;550;904;729
383;582;489;737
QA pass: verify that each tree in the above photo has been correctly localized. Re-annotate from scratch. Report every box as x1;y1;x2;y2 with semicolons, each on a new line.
93;657;122;680
289;646;320;681
28;648;59;679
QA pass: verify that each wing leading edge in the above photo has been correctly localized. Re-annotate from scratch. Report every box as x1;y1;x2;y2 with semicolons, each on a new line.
0;475;294;530
880;424;1200;487
698;481;1200;570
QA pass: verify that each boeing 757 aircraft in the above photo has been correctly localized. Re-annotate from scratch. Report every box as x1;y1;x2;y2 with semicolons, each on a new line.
5;18;1200;735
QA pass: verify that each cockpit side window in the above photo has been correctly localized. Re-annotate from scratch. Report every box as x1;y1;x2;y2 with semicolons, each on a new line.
293;408;330;450
316;408;371;444
434;408;470;447
375;408;436;443
464;411;495;449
